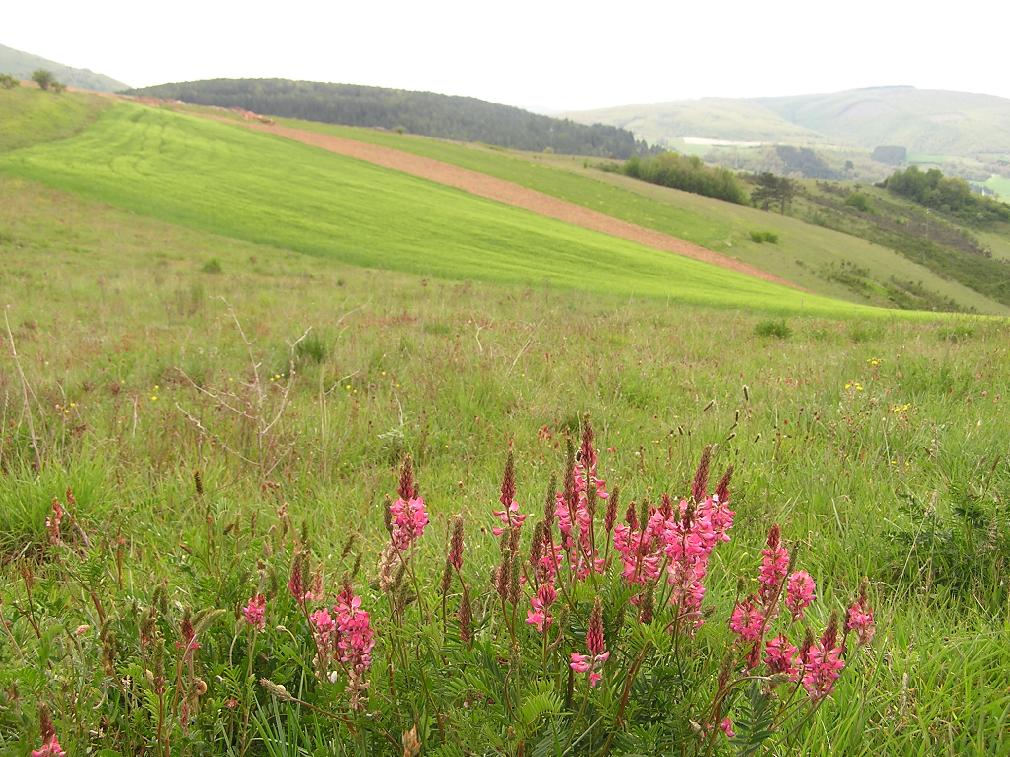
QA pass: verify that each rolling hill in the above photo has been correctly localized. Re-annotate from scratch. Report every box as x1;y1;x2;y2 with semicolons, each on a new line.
0;42;129;91
565;86;1010;158
125;78;654;158
0;96;857;316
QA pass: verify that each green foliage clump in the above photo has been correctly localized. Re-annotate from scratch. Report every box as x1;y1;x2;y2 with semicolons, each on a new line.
0;73;18;89
882;166;1010;224
31;69;54;91
621;152;748;204
844;191;873;213
749;230;779;244
754;319;792;339
200;258;222;274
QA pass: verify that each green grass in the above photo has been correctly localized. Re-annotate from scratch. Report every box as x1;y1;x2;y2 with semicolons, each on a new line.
0;86;110;152
0;102;872;317
2;174;1010;752
265;116;1007;313
985;174;1010;201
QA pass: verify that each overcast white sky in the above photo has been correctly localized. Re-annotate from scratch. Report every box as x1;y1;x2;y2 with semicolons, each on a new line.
5;0;1010;111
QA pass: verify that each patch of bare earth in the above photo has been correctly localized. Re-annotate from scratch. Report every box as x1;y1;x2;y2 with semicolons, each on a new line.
196;109;800;290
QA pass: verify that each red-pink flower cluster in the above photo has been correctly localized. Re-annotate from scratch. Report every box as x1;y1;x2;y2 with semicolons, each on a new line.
242;593;267;631
526;583;557;633
846;584;875;646
729;596;764;642
307;582;375;709
570;600;609;687
758;525;790;606
32;735;65;757
801;620;846;701
785;571;816;620
389;495;429;552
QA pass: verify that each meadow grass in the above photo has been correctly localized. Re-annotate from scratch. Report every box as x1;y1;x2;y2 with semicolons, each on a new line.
2;175;1010;752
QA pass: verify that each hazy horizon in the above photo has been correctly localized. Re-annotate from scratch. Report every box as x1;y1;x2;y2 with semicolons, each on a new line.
6;0;1010;110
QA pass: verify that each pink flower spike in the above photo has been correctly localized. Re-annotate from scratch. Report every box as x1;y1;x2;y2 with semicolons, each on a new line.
242;593;267;631
389;496;429;552
764;634;799;679
758;525;790;606
846;583;875;646
526;583;557;634
785;571;816;620
729;596;764;643
32;734;66;757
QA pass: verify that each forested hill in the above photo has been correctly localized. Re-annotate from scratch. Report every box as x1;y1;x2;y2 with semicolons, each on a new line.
126;78;654;158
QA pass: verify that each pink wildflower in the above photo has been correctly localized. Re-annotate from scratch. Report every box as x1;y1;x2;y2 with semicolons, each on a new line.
333;584;375;673
802;617;846;701
526;583;557;633
729;596;764;643
569;651;610;688
758;525;790;606
242;593;267;631
845;582;875;646
176;613;201;661
32;734;65;757
310;608;335;643
785;571;816;620
493;452;527;537
764;634;799;678
389;496;429;552
570;599;608;687
719;717;735;740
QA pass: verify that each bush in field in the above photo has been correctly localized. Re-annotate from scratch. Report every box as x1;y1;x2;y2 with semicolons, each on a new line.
9;422;875;755
0;73;19;89
621;152;749;205
749;230;779;244
844;192;873;213
32;69;55;91
755;319;792;339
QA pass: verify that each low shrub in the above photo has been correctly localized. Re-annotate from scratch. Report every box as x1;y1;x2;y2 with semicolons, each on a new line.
755;319;792;339
749;230;780;244
200;258;222;274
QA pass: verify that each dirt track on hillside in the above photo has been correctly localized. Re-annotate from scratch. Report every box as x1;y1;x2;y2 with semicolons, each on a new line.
209;114;799;289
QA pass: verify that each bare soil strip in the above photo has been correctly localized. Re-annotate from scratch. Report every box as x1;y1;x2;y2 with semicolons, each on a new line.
211;114;799;289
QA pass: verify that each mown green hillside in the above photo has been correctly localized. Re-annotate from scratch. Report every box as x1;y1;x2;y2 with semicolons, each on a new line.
0;86;109;152
0;42;128;91
251;115;1009;314
0;102;861;316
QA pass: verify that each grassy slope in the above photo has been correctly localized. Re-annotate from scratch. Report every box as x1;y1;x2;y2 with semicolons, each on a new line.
261;116;1008;314
2;174;1010;752
0;102;868;317
0;86;110;152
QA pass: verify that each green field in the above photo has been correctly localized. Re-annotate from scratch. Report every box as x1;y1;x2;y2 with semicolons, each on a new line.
4;88;1010;754
0;101;869;317
985;174;1010;201
262;115;1007;313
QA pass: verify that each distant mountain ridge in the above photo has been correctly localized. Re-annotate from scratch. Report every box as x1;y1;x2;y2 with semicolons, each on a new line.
565;86;1010;159
126;78;655;158
0;42;128;92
